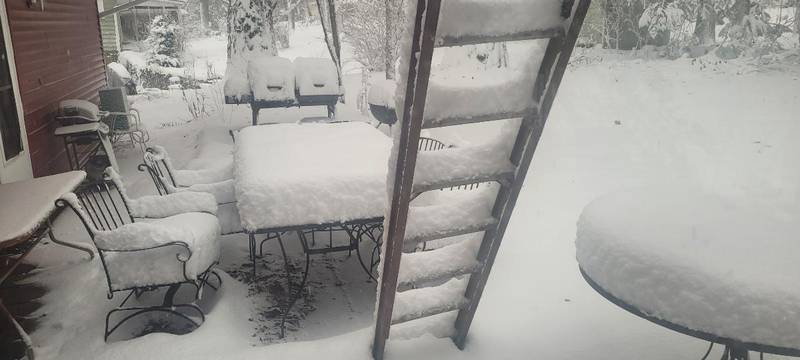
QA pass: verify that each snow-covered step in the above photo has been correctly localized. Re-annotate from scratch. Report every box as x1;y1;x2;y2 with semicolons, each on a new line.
405;187;498;248
398;237;482;288
412;144;515;194
391;278;469;325
435;0;567;48
423;66;541;129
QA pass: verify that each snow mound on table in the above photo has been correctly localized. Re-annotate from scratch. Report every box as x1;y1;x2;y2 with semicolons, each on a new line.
436;0;566;43
294;57;342;96
234;122;391;231
97;212;221;289
576;188;800;350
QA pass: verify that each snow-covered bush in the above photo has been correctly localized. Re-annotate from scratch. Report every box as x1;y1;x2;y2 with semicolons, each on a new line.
339;0;406;76
146;15;185;67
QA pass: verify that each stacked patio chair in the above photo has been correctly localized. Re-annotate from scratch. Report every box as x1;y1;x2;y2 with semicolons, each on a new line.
98;87;149;151
55;168;222;341
139;146;241;235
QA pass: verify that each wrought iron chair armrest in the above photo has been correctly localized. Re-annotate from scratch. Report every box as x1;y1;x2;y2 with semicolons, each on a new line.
99;241;193;262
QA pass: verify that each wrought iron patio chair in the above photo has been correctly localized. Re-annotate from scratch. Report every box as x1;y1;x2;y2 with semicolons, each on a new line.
55;171;222;341
139;148;242;235
140;146;233;189
99;87;149;151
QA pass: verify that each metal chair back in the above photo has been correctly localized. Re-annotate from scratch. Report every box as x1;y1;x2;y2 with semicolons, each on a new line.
139;148;175;195
64;180;134;235
418;137;446;152
417;137;480;191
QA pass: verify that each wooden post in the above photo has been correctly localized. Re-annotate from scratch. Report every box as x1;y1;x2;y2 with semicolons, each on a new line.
371;0;442;358
451;0;592;349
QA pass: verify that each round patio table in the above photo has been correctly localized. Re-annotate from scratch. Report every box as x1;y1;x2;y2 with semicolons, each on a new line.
580;268;800;360
575;188;800;360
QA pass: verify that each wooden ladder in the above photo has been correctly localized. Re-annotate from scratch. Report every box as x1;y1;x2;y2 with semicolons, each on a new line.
372;0;591;358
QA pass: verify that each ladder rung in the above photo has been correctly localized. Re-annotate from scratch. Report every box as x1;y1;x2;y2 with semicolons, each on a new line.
423;110;531;129
392;302;465;325
405;221;494;248
405;187;498;246
399;237;483;287
413;172;514;195
413;145;516;195
435;28;564;48
391;278;469;325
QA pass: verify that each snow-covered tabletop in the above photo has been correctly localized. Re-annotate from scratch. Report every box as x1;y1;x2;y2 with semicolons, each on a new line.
576;188;800;351
234;122;391;232
0;171;86;248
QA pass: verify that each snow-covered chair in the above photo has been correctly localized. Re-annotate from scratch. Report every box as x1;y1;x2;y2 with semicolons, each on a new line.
576;189;800;359
140;146;242;234
55;169;222;341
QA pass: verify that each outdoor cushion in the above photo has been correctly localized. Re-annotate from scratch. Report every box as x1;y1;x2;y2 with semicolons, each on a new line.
97;212;221;290
576;188;800;350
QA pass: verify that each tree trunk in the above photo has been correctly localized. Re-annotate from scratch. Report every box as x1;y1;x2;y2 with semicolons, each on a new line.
227;0;277;58
730;0;750;24
384;0;393;79
693;0;716;45
795;2;799;34
200;0;211;30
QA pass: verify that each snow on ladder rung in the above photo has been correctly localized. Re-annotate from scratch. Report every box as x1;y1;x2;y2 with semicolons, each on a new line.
423;67;540;130
404;186;498;247
435;28;565;48
391;278;469;325
435;0;567;48
398;237;483;288
413;145;515;195
423;109;535;129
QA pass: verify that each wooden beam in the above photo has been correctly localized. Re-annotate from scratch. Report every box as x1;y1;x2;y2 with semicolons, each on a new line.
450;0;593;349
371;0;442;358
99;0;153;18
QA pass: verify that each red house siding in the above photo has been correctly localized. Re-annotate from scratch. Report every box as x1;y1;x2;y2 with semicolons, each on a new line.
5;0;107;176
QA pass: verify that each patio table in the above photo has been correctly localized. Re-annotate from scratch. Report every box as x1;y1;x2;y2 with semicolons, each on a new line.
234;121;391;336
0;170;93;359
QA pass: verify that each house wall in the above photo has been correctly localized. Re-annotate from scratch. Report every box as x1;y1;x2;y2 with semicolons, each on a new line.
5;0;108;176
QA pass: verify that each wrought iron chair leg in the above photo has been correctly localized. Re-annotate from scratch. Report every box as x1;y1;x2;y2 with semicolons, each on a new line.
105;305;205;342
47;225;94;260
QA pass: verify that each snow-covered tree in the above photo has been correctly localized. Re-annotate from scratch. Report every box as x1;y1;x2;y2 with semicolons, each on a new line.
146;15;185;67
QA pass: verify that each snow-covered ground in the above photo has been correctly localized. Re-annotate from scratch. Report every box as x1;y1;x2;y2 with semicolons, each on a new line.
17;23;800;360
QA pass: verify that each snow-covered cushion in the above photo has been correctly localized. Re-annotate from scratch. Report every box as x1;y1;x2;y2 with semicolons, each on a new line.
172;179;235;205
97;212;221;290
148;145;233;187
127;191;217;219
576;188;800;350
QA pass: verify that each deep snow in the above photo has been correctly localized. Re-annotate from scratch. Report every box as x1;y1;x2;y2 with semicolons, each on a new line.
15;23;800;360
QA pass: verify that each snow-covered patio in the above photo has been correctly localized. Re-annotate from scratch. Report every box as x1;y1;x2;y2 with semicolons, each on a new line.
7;21;800;360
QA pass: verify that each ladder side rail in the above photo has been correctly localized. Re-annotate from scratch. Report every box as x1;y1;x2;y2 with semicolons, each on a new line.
372;0;443;358
451;0;592;349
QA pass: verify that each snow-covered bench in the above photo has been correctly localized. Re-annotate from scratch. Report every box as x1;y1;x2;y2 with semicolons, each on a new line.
576;188;800;357
224;56;343;125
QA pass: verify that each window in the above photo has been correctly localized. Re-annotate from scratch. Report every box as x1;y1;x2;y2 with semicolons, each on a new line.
0;18;21;161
